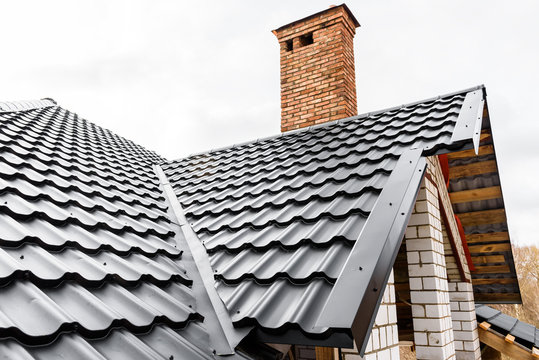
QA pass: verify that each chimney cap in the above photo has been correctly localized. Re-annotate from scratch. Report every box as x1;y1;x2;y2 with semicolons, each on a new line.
272;3;360;34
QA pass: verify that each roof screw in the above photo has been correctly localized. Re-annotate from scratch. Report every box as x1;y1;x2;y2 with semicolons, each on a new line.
169;356;174;360
236;310;240;314
359;267;363;271
103;262;107;266
19;255;24;260
401;212;405;215
373;288;378;292
389;202;392;206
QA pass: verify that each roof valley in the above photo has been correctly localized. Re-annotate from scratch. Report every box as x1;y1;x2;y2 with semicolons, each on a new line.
153;164;252;358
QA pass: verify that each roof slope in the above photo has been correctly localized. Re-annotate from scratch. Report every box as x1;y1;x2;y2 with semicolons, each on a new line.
0;103;241;359
476;304;539;353
162;86;486;351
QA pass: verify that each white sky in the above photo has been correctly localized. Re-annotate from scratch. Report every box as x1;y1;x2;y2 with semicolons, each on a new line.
1;1;538;246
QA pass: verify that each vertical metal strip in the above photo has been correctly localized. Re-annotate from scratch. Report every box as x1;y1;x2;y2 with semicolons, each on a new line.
154;165;251;356
450;89;484;150
314;148;426;356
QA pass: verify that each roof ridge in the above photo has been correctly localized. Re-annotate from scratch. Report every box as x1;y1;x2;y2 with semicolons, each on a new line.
177;84;485;160
0;98;57;113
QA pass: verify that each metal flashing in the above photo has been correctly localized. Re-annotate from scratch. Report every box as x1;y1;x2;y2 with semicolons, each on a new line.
154;165;251;356
450;89;484;151
314;148;426;356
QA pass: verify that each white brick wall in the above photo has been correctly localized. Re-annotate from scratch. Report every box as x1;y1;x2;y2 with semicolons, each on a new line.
448;281;481;359
405;177;456;360
341;271;400;360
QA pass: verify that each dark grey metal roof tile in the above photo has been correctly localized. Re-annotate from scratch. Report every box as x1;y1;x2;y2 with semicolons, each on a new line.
163;87;484;346
475;304;538;350
211;242;350;283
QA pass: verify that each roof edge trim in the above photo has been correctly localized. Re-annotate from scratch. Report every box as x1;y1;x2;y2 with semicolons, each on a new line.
314;148;427;356
450;89;485;151
154;165;252;355
0;98;57;113
182;85;485;159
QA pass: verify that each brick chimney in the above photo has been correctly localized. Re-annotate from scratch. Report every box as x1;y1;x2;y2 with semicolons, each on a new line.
273;4;360;132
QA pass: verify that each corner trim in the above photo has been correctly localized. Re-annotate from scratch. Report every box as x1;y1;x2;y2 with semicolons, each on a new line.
314;148;426;356
450;89;484;152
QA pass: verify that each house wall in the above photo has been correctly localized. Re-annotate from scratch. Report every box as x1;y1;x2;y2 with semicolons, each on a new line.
405;176;457;359
340;271;400;360
403;157;480;360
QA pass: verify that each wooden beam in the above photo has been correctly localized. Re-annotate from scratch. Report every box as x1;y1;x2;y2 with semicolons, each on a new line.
473;265;511;274
471;255;505;264
315;347;335;360
480;321;492;330
472;278;517;286
478;328;534;359
457;208;506;227
447;145;494;160
468;242;511;253
449;160;497;179
505;334;516;344
466;232;509;244
474;293;521;303
532;347;539;359
449;186;502;204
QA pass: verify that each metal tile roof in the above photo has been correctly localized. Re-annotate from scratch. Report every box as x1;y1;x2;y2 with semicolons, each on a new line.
476;304;539;351
0;105;243;359
1;85;516;358
162;86;486;351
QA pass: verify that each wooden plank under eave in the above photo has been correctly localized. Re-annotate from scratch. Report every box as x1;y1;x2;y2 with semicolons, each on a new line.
449;160;497;179
478;328;534;359
458;208;506;227
466;232;510;244
449;186;502;203
474;293;521;303
473;265;511;274
471;254;506;264
468;242;512;253
472;278;518;285
447;144;495;160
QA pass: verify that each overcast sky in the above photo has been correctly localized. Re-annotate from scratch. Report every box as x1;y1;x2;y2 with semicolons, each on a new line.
1;1;538;246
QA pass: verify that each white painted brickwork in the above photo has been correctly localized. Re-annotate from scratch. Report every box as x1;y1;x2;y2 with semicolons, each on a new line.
448;281;481;359
406;176;456;360
341;271;400;360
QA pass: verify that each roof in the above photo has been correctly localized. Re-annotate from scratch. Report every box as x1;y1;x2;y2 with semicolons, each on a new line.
161;86;488;353
0;102;251;359
476;304;539;355
0;85;520;358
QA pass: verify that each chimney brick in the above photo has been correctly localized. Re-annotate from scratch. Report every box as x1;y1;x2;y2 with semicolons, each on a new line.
273;5;360;132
